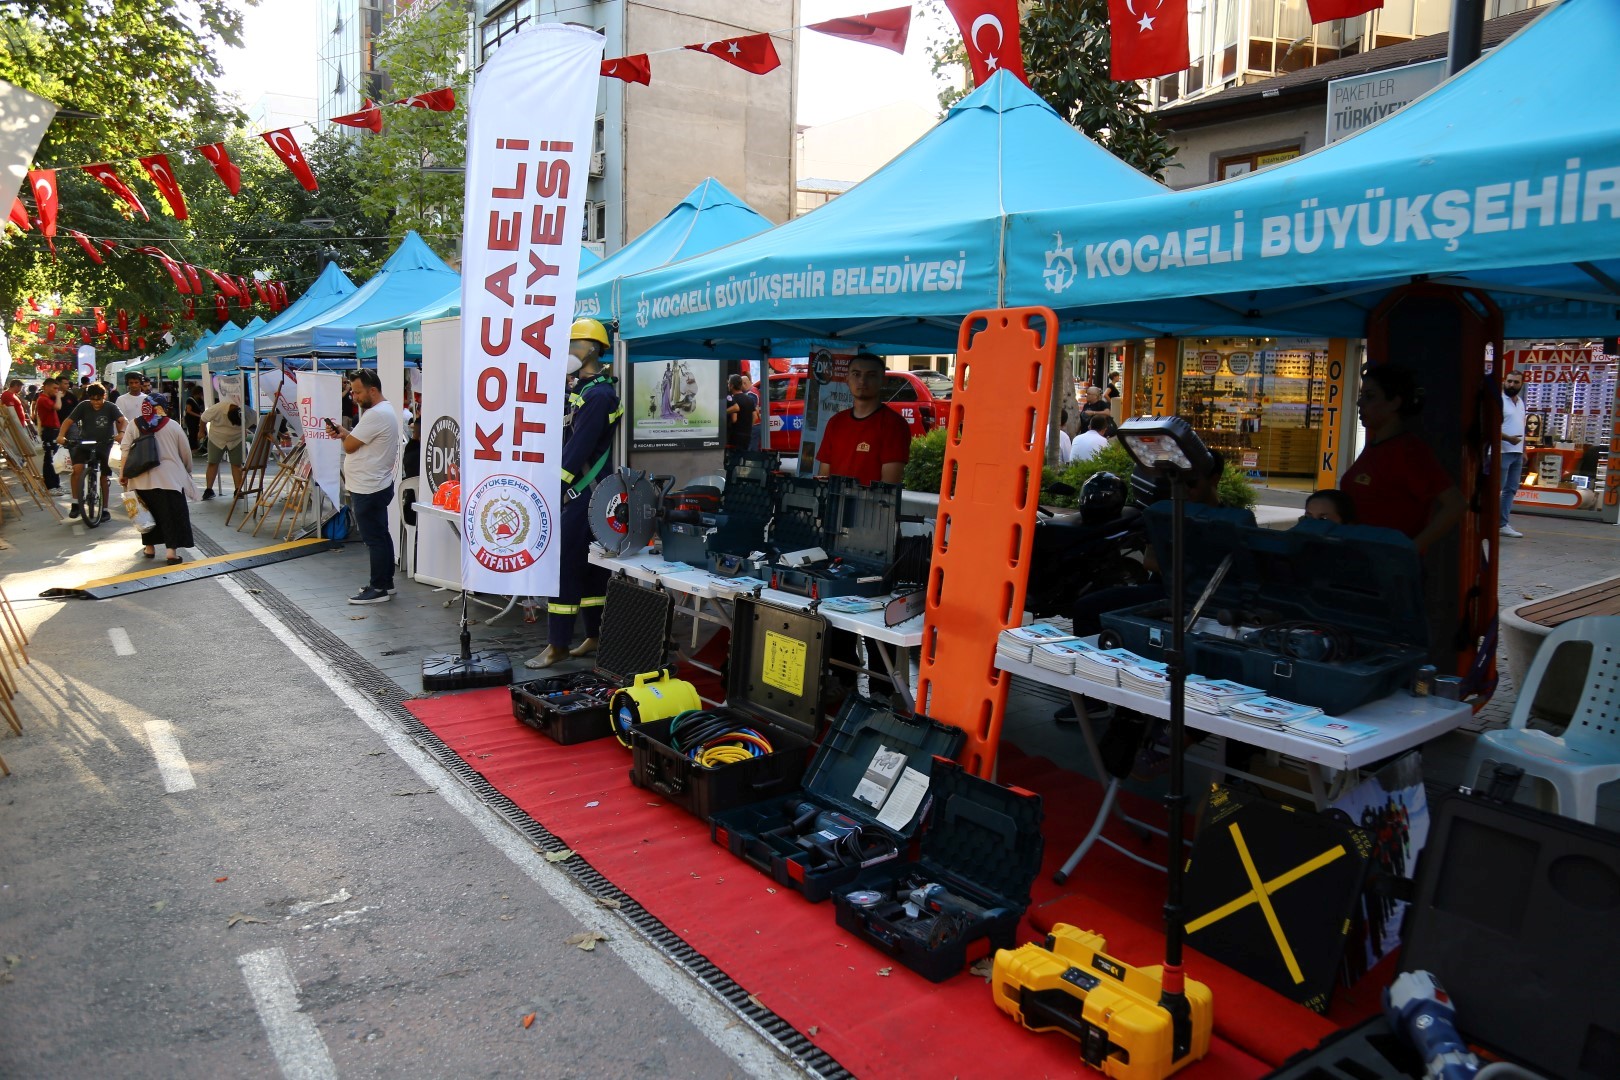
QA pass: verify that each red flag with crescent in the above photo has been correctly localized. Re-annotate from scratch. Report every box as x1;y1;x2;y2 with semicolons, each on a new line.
94;308;108;334
684;34;781;75
807;7;912;54
138;336;147;351
260;128;318;191
46;324;56;342
941;0;1026;85
69;230;104;264
600;55;652;85
98;238;118;253
118;309;128;333
82;163;150;220
196;142;242;195
1307;0;1381;21
182;263;203;294
1107;0;1190;80
27;170;58;239
182;298;196;321
138;313;148;329
7;197;29;231
202;267;241;298
393;87;456;111
332;98;384;132
214;294;230;322
138;154;189;220
79;327;91;345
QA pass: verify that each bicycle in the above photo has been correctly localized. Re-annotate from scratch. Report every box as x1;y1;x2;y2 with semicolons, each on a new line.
74;437;109;530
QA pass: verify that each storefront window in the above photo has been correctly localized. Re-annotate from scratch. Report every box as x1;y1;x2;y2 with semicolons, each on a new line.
1180;338;1330;488
1504;343;1620;522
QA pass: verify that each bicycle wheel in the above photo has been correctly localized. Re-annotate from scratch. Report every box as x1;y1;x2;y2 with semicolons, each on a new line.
81;463;102;529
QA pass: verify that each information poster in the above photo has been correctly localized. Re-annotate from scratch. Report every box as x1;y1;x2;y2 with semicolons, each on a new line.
629;358;723;450
1504;345;1619;521
296;370;343;509
798;349;854;475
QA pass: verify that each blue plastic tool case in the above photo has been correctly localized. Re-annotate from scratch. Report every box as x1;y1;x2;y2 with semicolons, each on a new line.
509;573;674;744
1100;506;1430;715
772;477;900;599
832;758;1043;982
705;452;781;577
628;592;822;820
709;694;965;902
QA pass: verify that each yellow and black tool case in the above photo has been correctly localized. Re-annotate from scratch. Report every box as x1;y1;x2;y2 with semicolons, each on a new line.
509;572;675;745
710;693;965;902
627;592;823;821
832;758;1043;982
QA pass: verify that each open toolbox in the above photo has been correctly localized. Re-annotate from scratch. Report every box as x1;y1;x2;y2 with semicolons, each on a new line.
832;758;1043;982
1101;505;1430;715
1264;789;1620;1079
509;573;674;745
772;477;901;600
705;452;780;577
709;694;966;902
628;592;825;820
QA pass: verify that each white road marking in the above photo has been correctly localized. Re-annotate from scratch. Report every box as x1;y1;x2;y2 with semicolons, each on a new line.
217;576;799;1079
236;948;338;1080
108;627;135;656
142;720;197;793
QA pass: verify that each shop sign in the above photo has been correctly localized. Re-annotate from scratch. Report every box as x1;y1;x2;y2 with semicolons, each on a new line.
1240;450;1259;469
1227;352;1252;376
1199;351;1221;375
1152;342;1178;415
1315;345;1351;489
1326;59;1445;143
1513;486;1585;509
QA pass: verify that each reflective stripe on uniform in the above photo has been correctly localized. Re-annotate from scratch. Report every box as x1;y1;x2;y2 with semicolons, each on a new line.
547;601;580;615
579;595;605;608
559;467;575;483
606;404;624;423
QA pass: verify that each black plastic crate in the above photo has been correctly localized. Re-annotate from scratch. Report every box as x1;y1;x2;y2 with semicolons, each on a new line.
772;478;899;599
509;574;674;744
658;483;721;565
706;453;780;572
832;758;1043;982
1262;1016;1422;1079
709;695;965;902
629;593;826;819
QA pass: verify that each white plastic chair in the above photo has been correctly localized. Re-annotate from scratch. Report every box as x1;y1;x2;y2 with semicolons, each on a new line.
1464;615;1620;822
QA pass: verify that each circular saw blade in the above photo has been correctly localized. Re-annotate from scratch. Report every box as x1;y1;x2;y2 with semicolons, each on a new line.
589;468;659;556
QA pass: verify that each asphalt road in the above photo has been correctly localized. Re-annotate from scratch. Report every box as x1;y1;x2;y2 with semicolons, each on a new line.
0;514;796;1078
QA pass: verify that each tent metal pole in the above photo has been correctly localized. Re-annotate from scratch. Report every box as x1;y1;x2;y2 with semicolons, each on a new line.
1447;0;1486;76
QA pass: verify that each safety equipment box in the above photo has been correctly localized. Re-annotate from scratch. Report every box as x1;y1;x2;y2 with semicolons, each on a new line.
1101;507;1430;715
705;452;781;577
832;758;1043;982
709;694;965;902
629;592;824;821
772;477;900;600
1263;790;1620;1079
657;482;722;565
509;573;674;745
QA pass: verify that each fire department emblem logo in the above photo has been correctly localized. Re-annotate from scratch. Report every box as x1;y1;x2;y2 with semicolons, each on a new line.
465;474;553;574
635;294;650;329
1044;232;1077;295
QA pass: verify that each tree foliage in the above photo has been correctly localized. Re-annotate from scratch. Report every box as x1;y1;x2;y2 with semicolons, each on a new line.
928;0;1175;181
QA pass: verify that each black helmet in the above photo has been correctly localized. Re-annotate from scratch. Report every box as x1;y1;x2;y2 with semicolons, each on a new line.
1079;471;1129;525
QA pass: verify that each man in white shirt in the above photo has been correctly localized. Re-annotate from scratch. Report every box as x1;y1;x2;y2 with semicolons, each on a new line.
1070;413;1112;463
1499;369;1526;538
115;370;148;425
326;369;401;604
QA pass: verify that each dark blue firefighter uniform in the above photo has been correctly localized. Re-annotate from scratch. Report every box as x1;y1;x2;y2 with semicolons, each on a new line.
548;371;622;648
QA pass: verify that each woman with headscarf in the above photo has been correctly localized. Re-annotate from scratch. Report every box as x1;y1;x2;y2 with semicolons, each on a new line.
120;392;198;564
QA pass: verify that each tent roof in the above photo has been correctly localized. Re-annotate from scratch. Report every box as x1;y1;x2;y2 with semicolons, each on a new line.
127;327;222;377
574;178;773;325
616;71;1168;358
211;261;358;368
252;232;459;358
1007;0;1620;340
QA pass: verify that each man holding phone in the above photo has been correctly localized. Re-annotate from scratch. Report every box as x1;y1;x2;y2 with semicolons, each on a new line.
329;369;401;604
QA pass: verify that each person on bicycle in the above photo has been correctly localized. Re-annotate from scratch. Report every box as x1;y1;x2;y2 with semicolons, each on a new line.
57;382;124;523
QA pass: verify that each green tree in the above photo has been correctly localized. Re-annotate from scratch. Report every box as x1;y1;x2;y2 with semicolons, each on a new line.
929;0;1175;181
353;0;471;260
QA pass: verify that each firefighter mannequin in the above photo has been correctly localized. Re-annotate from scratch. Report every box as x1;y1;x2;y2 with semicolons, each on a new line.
526;318;622;670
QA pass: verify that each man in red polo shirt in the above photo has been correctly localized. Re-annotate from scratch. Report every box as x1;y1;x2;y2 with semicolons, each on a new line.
815;352;910;485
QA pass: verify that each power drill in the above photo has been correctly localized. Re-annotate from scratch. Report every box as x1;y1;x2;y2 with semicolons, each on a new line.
906;882;1009;921
793;802;864;864
1384;970;1480;1080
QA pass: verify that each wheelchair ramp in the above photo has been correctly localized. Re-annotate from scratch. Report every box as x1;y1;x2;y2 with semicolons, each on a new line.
41;538;337;599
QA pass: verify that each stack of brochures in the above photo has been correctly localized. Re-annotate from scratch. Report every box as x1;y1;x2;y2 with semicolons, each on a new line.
1279;715;1380;746
1073;646;1140;687
1185;678;1267;714
995;623;1076;664
1033;641;1092;675
817;596;888;614
1119;657;1170;699
1225;695;1324;728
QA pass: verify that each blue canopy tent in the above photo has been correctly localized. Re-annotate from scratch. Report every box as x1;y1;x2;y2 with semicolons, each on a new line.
252;231;459;364
182;317;263;377
1004;0;1620;340
615;73;1172;359
211;261;358;370
574;177;773;328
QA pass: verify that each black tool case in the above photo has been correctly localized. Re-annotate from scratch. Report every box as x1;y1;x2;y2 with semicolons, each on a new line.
509;573;674;744
1264;790;1620;1079
628;592;825;820
658;482;721;565
709;695;966;902
1101;506;1430;715
832;758;1043;982
772;477;900;599
705;452;780;576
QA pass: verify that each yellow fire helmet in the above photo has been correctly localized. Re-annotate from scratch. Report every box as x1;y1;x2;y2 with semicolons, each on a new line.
570;317;611;348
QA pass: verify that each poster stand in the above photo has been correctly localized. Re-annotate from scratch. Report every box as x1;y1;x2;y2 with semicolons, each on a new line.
225;401;287;527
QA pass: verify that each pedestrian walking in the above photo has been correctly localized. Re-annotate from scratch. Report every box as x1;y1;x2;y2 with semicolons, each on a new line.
120;392;198;564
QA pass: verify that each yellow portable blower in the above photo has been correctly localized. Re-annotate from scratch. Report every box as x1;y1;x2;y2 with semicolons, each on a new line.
992;925;1212;1080
607;668;701;747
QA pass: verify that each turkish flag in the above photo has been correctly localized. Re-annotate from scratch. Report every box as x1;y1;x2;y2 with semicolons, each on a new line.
162;258;190;294
1307;0;1381;20
79;327;91;345
138;336;147;351
82;163;150;221
182;298;196;321
685;34;781;75
807;7;912;54
118;309;128;333
26;321;36;334
138;313;148;329
182;263;203;294
332;98;383;132
98;238;119;253
393;86;456;111
942;0;1026;85
46;324;56;342
138;154;189;220
7;197;29;231
600;55;652;85
196;142;242;195
214;294;230;322
261;128;318;191
27;170;58;239
94;307;108;334
202;267;241;298
1108;0;1190;80
69;230;104;264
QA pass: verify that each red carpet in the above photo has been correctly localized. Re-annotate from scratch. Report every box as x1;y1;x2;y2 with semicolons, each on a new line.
405;686;1359;1078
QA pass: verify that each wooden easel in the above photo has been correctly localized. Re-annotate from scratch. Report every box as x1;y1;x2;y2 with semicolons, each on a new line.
266;458;314;540
242;442;306;536
0;410;63;522
225;409;286;527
